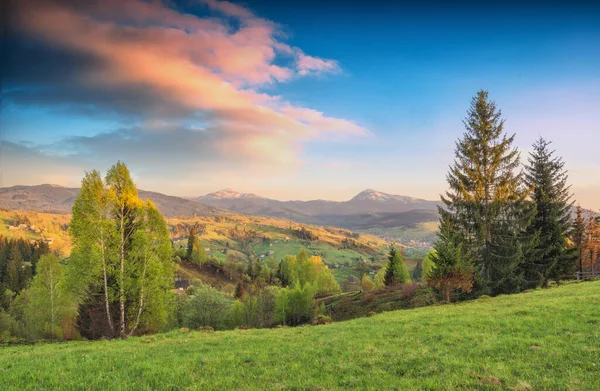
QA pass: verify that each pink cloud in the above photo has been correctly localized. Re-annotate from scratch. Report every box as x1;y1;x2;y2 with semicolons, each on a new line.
296;52;341;76
12;0;368;167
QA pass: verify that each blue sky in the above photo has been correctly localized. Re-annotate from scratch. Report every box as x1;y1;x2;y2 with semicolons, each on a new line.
2;0;599;208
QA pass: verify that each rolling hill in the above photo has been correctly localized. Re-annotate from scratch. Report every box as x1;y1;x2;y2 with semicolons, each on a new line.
2;281;598;389
0;184;225;217
0;185;442;246
0;209;395;282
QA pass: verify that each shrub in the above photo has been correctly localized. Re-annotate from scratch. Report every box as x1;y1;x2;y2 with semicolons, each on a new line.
183;282;232;330
401;282;420;298
407;287;438;309
312;315;332;325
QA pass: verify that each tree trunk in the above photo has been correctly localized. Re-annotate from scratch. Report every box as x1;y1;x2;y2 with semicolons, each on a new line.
49;267;55;329
119;204;126;337
129;252;148;336
100;227;115;335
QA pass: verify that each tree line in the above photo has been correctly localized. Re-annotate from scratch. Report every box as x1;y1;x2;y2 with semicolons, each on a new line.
426;90;585;302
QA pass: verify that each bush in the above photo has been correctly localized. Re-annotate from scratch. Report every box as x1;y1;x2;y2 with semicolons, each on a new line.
183;282;232;330
312;315;332;325
401;282;420;298
407;287;438;308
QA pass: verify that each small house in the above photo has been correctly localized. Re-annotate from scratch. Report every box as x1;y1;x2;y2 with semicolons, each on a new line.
174;279;190;291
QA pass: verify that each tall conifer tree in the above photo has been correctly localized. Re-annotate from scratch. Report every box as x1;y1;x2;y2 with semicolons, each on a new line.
521;137;576;287
383;247;409;288
440;90;531;294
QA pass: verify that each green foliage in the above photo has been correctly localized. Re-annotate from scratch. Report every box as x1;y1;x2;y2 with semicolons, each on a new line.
276;249;340;295
383;247;409;288
440;90;532;295
360;275;375;292
23;254;74;339
67;163;174;338
275;283;314;326
1;282;599;389
427;218;474;303
421;250;435;281
0;236;50;301
183;282;232;330
521;137;576;287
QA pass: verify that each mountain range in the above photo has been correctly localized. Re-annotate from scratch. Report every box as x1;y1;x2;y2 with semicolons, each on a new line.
0;185;441;230
194;188;441;229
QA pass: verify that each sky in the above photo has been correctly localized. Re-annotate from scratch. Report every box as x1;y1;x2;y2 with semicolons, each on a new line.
2;0;599;209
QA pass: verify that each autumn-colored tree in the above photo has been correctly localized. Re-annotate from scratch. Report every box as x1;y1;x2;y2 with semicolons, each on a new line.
360;274;375;292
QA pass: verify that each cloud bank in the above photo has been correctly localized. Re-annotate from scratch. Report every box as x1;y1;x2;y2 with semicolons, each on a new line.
3;0;367;187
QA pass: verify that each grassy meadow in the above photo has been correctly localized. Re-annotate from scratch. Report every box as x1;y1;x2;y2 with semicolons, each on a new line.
2;281;598;390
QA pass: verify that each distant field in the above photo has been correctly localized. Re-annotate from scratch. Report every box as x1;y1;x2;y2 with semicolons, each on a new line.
2;281;598;390
0;210;395;280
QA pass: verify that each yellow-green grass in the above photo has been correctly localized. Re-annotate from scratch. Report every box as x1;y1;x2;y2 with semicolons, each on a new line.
2;281;599;390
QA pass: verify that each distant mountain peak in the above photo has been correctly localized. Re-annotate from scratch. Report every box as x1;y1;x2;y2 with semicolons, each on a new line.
351;189;419;202
202;189;264;200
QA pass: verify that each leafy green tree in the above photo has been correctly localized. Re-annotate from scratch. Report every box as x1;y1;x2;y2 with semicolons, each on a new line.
67;169;117;334
183;282;232;330
383;247;409;288
276;250;339;295
427;218;475;303
256;286;279;328
440;90;531;295
67;162;174;338
361;274;375;292
521;138;576;287
24;254;74;339
275;283;314;326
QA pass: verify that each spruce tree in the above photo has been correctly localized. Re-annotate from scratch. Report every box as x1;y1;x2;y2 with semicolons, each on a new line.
187;226;197;260
427;217;474;303
572;205;586;276
440;90;531;295
521;137;576;287
383;247;409;288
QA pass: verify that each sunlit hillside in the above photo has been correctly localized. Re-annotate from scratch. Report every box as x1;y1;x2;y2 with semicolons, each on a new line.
0;209;403;282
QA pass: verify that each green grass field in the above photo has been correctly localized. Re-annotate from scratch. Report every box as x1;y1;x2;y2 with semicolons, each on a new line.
2;281;599;390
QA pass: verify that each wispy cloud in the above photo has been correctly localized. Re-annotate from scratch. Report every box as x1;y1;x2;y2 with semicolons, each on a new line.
5;0;367;173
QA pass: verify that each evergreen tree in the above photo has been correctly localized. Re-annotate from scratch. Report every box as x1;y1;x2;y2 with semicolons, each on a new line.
440;90;531;295
383;247;409;288
234;282;246;299
186;226;197;259
521;138;576;287
422;250;436;281
427;217;475;303
572;205;586;276
411;260;423;281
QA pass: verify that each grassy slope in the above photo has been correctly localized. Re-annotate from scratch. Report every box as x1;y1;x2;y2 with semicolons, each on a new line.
0;210;71;256
2;281;599;390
